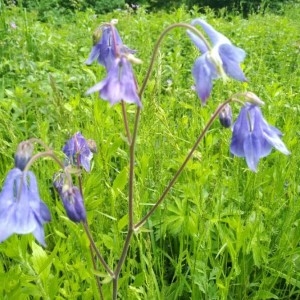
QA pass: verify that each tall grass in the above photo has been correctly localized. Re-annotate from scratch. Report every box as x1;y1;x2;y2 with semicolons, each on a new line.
0;2;300;299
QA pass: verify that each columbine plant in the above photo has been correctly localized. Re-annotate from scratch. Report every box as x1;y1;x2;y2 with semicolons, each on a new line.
0;17;290;299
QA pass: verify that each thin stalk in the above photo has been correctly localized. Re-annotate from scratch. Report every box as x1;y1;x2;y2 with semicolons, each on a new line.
134;100;232;230
93;252;104;300
83;221;114;278
112;229;134;300
75;161;104;300
23;150;65;172
89;240;105;300
112;108;141;300
121;100;132;144
27;137;52;151
139;23;210;98
128;107;141;228
20;151;71;200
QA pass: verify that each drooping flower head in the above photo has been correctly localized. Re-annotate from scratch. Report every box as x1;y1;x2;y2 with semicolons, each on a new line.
53;172;86;223
86;56;142;107
230;103;290;171
0;168;51;246
86;20;136;71
63;132;93;172
187;19;247;103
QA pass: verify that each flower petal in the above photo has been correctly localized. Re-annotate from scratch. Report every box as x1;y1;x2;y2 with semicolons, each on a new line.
218;44;247;81
191;19;231;45
192;55;217;104
86;57;141;106
85;81;106;95
32;225;46;247
263;130;290;155
85;44;102;65
230;107;249;156
243;133;261;172
186;30;209;53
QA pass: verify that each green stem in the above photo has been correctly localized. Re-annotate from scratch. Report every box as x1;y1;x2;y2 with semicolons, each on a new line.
134;99;232;230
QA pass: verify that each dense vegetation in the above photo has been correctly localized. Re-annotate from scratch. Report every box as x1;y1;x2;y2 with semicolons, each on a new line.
0;0;300;299
3;0;293;16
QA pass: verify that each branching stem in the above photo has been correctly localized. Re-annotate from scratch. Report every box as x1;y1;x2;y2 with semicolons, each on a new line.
134;99;233;229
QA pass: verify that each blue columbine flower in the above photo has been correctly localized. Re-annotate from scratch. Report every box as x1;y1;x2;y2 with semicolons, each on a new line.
86;56;142;107
230;103;290;171
63;132;93;172
86;24;136;71
53;173;86;223
0;168;51;246
187;19;247;103
86;25;123;70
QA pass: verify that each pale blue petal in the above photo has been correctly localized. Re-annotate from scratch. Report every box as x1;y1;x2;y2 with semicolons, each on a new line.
243;134;260;172
100;77;123;104
218;44;247;81
0;227;13;243
186;30;209;53
32;225;46;247
86;58;141;106
11;202;37;234
120;61;141;106
263;130;290;155
191;19;230;45
192;55;216;104
85;44;102;65
230;107;249;156
0;169;50;245
252;108;273;157
80;151;93;172
85;81;106;95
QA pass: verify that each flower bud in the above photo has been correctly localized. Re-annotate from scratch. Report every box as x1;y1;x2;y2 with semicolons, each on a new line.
14;141;34;171
219;103;232;128
53;172;86;223
61;186;86;223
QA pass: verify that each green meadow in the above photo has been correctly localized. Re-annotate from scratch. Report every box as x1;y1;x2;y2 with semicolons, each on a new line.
1;1;300;299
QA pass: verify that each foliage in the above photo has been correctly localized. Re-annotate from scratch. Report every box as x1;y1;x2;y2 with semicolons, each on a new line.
3;0;125;16
0;1;300;299
129;0;293;15
2;0;296;16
